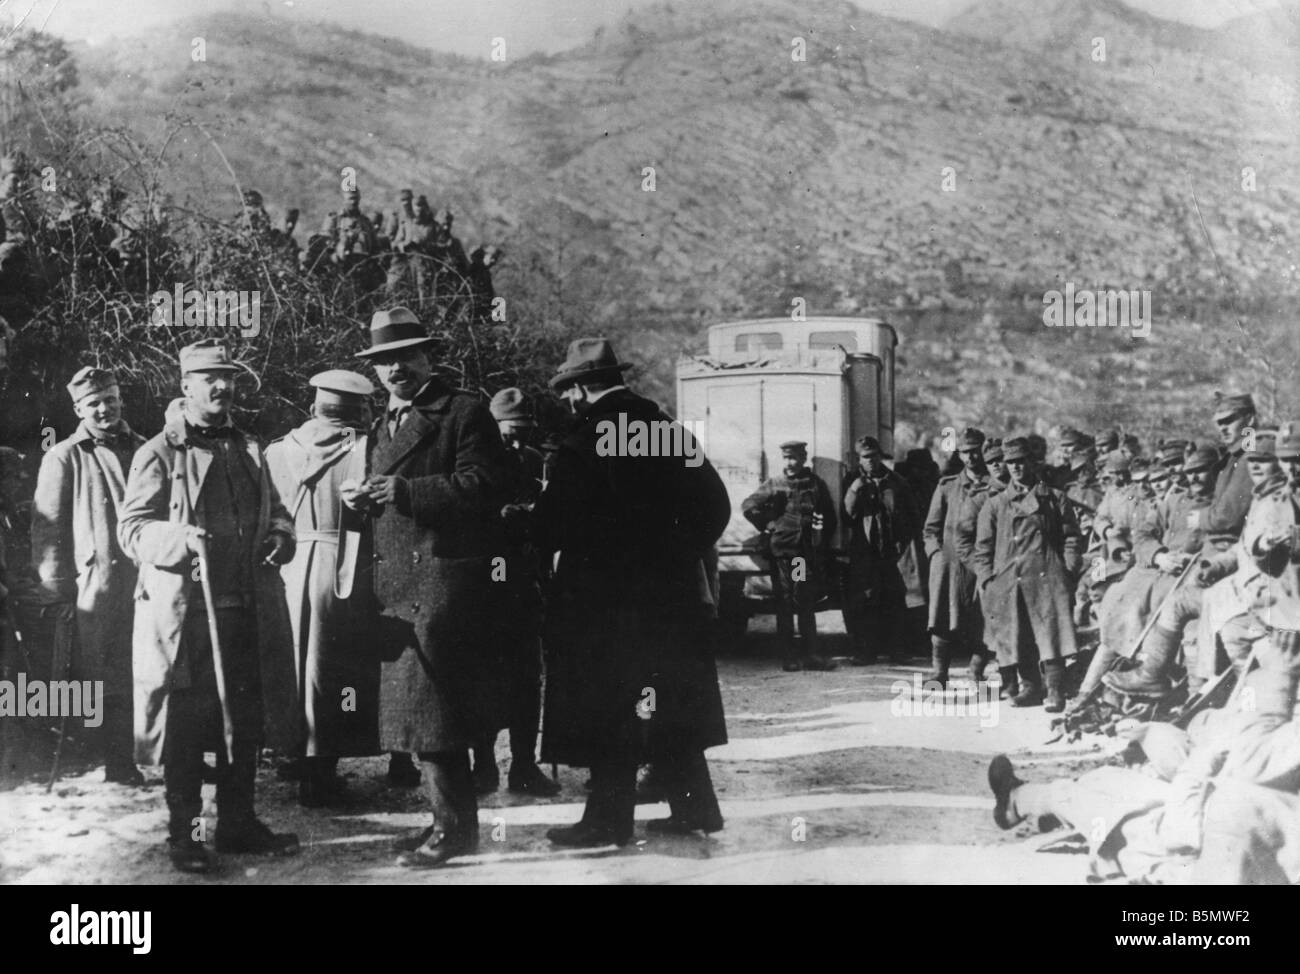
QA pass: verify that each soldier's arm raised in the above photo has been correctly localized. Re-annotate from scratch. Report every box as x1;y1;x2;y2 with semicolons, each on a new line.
30;446;77;602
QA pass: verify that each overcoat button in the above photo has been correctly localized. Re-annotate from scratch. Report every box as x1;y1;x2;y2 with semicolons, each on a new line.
412;552;421;564
411;603;420;612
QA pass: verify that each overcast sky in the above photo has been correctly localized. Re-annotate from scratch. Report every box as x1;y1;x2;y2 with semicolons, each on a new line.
2;0;1287;56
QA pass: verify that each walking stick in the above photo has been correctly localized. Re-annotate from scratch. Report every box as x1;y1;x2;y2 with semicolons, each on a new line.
46;610;75;793
193;534;236;764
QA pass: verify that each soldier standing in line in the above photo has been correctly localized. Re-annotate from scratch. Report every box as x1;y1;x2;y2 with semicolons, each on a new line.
265;370;382;807
843;436;923;666
922;428;993;687
973;437;1082;712
30;367;145;785
742;441;837;672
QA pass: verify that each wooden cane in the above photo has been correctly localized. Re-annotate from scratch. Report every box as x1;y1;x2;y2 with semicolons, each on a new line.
193;534;236;764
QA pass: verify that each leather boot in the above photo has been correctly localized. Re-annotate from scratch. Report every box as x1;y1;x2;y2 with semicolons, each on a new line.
1103;623;1181;697
923;635;953;687
1042;658;1066;713
1071;641;1120;707
968;648;991;685
1010;659;1042;707
998;665;1019;700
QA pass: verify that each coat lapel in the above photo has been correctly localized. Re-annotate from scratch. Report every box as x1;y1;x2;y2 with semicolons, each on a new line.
371;378;454;475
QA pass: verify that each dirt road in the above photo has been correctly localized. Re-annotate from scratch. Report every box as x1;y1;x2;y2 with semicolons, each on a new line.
0;618;1118;884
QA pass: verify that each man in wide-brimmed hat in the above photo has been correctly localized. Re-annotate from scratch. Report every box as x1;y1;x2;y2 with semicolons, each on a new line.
30;366;146;786
534;337;731;846
350;306;513;868
118;339;300;873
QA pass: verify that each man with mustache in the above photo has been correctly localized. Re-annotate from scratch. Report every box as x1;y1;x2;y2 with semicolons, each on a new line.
119;339;301;874
351;307;513;868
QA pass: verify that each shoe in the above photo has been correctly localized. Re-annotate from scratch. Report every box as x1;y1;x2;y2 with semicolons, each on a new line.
168;837;214;874
636;765;667;804
646;813;724;835
390;825;434;853
299;774;348;808
395;830;468;869
105;764;146;787
923;638;953;687
472;759;500;796
508;763;561;796
214;819;301;856
1103;624;1181;697
802;654;838;671
968;649;991;684
1043;659;1067;714
782;657;803;672
988;755;1025;830
546;822;632;848
387;755;421;788
1010;679;1043;707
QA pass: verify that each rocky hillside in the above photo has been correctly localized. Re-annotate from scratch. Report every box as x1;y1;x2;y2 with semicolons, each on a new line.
59;0;1300;435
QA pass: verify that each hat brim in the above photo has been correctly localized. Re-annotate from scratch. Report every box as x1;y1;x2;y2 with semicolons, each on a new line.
549;362;633;391
356;336;440;359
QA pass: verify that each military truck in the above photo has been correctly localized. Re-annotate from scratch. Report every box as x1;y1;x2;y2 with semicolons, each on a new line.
675;316;898;634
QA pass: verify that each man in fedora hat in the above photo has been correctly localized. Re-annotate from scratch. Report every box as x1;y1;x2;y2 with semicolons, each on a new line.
350;307;513;867
466;387;560;798
118;339;300;873
29;366;146;785
923;427;994;687
742;439;838;672
534;337;731;846
266;370;381;807
843;435;923;666
973;437;1082;711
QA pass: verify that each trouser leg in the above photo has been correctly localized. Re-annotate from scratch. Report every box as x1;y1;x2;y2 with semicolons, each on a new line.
583;759;637;837
163;686;208;842
509;640;542;766
102;692;137;772
417;749;478;848
662;749;722;829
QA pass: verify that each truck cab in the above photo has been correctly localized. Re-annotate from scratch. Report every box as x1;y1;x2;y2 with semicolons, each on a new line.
675;316;898;632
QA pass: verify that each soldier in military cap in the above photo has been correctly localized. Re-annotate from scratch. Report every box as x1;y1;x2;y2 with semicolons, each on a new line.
984;438;1009;492
1104;395;1259;699
923;428;994;686
118;339;300;873
265;370;381;807
743;440;838;671
1094;428;1120;455
466;387;560;797
30;367;146;785
973;437;1082;711
843;435;923;665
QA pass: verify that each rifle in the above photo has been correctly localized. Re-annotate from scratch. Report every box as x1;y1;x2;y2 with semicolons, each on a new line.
1056;555;1197;735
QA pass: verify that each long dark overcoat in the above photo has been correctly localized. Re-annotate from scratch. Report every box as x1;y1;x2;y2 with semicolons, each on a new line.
368;376;513;753
923;470;990;639
534;388;731;768
972;480;1082;665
